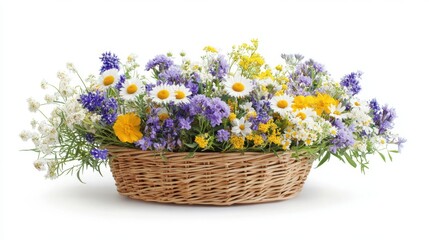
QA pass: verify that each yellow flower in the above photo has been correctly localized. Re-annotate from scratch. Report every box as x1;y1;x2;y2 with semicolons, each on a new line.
275;65;283;71
230;135;245;149
229;113;237;122
268;134;281;145
258;123;269;133
195;135;209;148
257;69;273;80
252;135;264;146
113;113;143;143
312;94;338;115
203;46;218;53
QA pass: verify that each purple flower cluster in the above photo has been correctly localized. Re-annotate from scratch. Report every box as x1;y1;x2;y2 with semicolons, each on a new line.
216;129;230;142
79;91;118;125
99;52;120;74
145;55;174;71
330;120;355;153
249;96;270;130
340;72;362;96
85;133;95;143
209;55;229;79
287;59;326;96
158;65;185;84
370;99;397;135
135;108;183;151
188;95;230;127
90;148;108;161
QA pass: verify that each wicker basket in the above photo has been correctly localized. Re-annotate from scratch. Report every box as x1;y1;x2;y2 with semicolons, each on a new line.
108;145;313;205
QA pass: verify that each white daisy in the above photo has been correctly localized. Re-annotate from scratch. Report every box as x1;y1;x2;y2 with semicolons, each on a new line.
150;84;174;104
329;103;347;119
120;79;143;101
269;94;294;117
231;117;252;136
172;84;192;104
224;75;254;98
293;108;317;124
98;69;120;90
239;102;255;112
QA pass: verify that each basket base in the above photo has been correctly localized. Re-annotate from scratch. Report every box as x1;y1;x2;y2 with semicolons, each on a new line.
108;146;313;206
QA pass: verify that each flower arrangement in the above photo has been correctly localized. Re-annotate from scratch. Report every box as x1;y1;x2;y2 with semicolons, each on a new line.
21;39;404;181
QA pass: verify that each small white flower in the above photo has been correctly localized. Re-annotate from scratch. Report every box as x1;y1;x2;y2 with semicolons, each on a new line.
19;130;33;141
98;69;120;90
33;159;47;171
269;94;294;117
150;84;174;104
30;119;37;129
120;79;143;101
329;127;338;136
171;84;192;104
27;98;40;112
231;117;252;136
44;94;56;104
40;80;49;89
239;102;255;112
224;75;254;98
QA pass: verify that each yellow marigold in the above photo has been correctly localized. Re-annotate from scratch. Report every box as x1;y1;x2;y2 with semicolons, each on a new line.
292;95;315;110
230;135;245;149
203;46;218;53
195;135;208;148
313;94;338;115
113;113;143;143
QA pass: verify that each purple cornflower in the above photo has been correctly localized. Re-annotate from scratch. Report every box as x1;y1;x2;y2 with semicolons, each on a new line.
79;91;105;112
178;117;192;130
85;133;95;143
136;137;153;151
216;129;230;142
100;52;120;73
330;120;355;153
189;95;229;127
158;65;184;84
209;55;229;79
145;55;174;71
340;72;362;96
90;148;108;161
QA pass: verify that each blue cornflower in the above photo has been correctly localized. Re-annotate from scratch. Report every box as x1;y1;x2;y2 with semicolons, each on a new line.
216;129;230;142
100;98;118;125
340;72;362;96
145;55;174;71
100;52;120;73
79;91;105;112
85;133;95;143
90;148;108;161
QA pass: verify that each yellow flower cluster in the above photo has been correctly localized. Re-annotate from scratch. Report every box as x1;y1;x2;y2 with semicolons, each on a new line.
246;134;264;146
203;46;218;53
195;135;209;148
230;135;245;149
293;94;338;115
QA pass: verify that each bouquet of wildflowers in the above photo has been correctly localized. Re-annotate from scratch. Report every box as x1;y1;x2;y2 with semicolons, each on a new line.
21;40;404;180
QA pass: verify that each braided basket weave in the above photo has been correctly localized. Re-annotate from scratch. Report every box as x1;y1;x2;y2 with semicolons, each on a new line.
108;145;313;205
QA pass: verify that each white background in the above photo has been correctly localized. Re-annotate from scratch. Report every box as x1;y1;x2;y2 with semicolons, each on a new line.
1;0;428;239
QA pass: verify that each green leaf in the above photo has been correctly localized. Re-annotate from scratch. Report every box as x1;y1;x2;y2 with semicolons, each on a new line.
184;143;197;148
343;152;357;168
378;151;386;162
388;151;393;161
317;152;331;168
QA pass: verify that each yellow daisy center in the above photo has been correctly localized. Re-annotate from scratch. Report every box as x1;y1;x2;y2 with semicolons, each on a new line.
126;84;138;94
297;112;307;120
354;101;360;106
159;113;169;121
175;90;186;100
239;124;245;130
103;75;115;86
232;82;245;92
157;90;170;100
334;110;341;115
277;100;288;109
